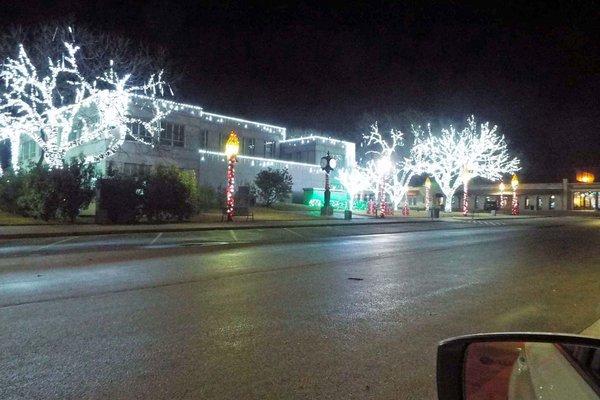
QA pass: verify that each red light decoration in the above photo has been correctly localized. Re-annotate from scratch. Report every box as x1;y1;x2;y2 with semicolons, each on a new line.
224;131;240;222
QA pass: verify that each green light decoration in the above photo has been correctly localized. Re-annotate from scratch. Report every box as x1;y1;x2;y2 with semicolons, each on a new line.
303;188;349;211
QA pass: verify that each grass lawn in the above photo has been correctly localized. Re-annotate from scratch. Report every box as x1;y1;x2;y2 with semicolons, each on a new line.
0;210;48;225
191;203;322;223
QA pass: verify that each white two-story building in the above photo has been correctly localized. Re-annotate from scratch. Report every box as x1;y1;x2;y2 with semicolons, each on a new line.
17;95;356;198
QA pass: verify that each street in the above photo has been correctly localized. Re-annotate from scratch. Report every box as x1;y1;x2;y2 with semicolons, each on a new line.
2;217;600;399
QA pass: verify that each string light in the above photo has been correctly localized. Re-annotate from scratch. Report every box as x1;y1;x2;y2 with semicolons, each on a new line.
0;37;168;169
335;166;369;211
412;116;520;213
224;131;240;221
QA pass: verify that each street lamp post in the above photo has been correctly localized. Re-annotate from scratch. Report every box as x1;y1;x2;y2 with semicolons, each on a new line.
511;174;519;215
320;151;336;216
224;131;240;222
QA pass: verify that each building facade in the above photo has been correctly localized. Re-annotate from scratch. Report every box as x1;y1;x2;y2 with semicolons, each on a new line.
17;95;356;197
405;179;600;212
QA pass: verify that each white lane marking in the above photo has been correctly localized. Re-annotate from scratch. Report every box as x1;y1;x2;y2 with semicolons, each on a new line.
150;232;163;245
284;227;304;238
229;230;238;242
38;236;74;251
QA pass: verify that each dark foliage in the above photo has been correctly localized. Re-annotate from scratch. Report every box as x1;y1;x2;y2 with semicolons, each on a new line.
254;168;293;207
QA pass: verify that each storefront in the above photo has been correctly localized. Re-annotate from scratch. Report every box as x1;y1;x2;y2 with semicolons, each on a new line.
572;191;599;210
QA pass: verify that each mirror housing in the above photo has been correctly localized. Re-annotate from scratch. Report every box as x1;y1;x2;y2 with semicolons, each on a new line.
437;333;600;400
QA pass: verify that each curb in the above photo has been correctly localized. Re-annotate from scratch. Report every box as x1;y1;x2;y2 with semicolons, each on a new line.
0;218;440;240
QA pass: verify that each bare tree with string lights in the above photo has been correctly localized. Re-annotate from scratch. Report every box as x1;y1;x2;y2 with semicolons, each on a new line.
0;27;170;169
412;116;520;213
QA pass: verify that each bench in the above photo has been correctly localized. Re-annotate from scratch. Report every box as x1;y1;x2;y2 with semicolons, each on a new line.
221;206;254;222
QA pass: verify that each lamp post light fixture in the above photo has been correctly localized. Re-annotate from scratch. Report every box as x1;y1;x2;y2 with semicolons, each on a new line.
511;174;519;215
424;176;432;211
224;130;240;222
320;151;337;216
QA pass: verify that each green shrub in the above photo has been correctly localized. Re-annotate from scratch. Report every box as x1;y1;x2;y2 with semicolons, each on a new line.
1;159;95;221
197;184;217;211
97;174;143;223
142;165;195;222
254;168;293;207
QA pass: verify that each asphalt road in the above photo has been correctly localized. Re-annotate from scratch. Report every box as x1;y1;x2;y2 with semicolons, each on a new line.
1;217;600;399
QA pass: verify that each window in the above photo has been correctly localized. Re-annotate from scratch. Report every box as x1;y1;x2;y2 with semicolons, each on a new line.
536;196;543;209
200;130;209;149
20;140;37;160
219;133;227;151
295;151;302;162
127;121;152;143
172;125;185;147
69;119;83;142
264;141;274;158
549;195;556;210
247;138;256;155
525;196;530;208
124;163;151;176
160;121;185;147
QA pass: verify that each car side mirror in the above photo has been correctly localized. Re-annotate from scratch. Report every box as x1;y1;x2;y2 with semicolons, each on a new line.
437;333;600;400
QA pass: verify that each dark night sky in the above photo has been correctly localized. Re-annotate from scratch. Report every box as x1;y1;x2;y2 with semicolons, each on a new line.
2;1;600;181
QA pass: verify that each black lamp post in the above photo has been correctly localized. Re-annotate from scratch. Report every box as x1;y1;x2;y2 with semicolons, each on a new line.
320;151;336;216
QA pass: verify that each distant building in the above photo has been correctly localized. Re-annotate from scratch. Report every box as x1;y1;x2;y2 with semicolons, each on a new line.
407;175;600;212
17;95;356;197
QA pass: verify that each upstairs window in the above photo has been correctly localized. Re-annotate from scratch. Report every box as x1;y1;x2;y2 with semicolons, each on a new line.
127;121;152;143
247;138;256;155
200;129;209;149
160;121;185;147
264;141;274;158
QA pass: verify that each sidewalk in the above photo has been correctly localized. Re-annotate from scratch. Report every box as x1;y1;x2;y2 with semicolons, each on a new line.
0;215;438;240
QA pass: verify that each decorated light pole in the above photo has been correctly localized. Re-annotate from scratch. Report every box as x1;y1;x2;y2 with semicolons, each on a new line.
424;177;432;211
224;131;240;222
499;181;506;209
511;174;519;215
320;151;336;216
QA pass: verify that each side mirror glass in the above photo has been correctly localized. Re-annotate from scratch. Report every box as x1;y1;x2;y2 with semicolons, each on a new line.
437;334;600;400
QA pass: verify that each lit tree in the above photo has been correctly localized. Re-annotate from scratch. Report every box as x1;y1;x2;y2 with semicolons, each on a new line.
361;122;421;211
412;116;520;213
0;29;169;169
336;165;369;211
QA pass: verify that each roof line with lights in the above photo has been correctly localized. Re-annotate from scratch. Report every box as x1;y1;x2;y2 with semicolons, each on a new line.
132;94;286;138
199;149;319;168
279;135;354;145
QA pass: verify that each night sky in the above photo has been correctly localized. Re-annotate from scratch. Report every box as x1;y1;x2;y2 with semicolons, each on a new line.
2;1;599;181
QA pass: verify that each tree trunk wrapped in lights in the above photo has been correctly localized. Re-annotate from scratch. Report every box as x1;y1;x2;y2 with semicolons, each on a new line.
361;122;418;213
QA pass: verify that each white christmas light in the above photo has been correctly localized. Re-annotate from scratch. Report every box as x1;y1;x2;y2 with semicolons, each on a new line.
412;116;520;212
335;165;369;210
361;122;419;211
0;36;169;169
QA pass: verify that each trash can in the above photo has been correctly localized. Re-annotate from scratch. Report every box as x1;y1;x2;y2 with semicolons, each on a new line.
344;210;352;220
429;208;440;219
